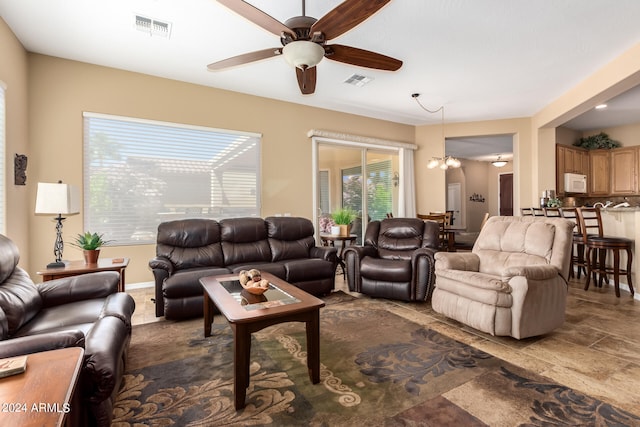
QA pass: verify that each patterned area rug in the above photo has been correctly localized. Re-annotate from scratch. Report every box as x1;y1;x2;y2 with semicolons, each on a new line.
113;292;640;426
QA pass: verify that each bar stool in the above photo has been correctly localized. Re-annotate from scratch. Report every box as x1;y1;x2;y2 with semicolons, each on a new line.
558;207;587;279
520;208;533;216
531;207;545;216
576;207;634;297
543;207;561;218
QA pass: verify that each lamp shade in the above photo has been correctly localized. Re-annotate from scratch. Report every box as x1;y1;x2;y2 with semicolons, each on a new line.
282;41;325;69
35;182;80;215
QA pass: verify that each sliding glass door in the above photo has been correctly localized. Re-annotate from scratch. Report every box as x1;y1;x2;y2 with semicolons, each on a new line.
317;143;398;244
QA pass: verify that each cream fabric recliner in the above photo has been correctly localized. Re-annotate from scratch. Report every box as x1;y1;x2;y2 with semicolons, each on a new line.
432;216;574;339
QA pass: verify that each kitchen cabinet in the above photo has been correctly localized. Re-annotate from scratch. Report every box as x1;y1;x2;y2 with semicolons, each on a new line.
611;147;638;195
589;150;610;196
556;145;588;195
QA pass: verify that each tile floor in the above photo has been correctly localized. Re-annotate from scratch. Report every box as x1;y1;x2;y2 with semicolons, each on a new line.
126;274;640;416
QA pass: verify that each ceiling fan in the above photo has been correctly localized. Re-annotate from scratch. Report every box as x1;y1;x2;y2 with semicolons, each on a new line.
208;0;402;95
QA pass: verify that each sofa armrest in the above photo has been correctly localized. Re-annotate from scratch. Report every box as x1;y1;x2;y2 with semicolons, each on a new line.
0;330;85;359
100;293;136;330
149;256;174;275
310;246;338;264
434;252;480;272
343;245;377;292
502;265;560;282
411;247;438;300
82;316;129;403
38;271;120;308
149;257;173;317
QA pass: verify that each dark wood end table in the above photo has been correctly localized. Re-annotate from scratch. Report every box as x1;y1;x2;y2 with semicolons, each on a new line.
200;272;325;410
37;258;130;292
0;347;84;427
320;233;357;274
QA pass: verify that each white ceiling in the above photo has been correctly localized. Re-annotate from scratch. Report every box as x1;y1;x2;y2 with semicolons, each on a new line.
2;0;640;158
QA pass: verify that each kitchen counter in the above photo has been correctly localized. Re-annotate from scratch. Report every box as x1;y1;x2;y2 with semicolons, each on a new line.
594;208;639;299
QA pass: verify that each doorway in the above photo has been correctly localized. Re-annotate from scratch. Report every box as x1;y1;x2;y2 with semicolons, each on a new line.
499;173;514;216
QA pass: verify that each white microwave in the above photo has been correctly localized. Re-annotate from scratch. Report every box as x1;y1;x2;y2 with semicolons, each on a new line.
564;173;587;193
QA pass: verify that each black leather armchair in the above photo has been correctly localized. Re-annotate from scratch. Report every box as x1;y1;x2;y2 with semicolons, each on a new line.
0;234;135;427
343;218;440;301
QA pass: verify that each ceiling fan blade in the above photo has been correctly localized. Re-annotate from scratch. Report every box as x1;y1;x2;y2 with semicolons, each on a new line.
296;66;317;95
207;48;282;71
311;0;391;41
326;44;402;71
217;0;296;39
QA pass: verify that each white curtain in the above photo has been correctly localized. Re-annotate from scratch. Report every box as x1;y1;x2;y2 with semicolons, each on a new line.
398;147;416;218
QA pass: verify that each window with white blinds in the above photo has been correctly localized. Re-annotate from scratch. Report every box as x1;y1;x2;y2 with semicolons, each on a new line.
83;112;261;245
0;84;5;234
342;160;392;221
318;170;330;215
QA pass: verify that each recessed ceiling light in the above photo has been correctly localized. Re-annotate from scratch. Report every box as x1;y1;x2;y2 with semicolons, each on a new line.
595;104;608;109
343;74;373;87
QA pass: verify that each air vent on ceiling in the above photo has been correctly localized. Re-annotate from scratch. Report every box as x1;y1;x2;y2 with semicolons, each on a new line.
343;74;373;87
135;14;172;38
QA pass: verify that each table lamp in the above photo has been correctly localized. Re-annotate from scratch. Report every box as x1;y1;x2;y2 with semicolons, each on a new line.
35;181;80;268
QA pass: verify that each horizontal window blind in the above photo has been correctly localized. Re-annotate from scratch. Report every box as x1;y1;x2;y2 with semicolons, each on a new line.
319;170;330;215
83;113;261;245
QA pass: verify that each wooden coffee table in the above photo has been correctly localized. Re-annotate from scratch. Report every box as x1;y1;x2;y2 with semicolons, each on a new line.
200;272;325;410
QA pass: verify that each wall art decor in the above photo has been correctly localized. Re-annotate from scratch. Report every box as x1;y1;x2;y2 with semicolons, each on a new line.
14;154;27;185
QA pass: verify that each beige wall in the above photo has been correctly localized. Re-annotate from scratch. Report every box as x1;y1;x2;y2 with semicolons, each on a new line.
592;123;640;146
0;19;30;260
25;54;414;283
558;123;640;148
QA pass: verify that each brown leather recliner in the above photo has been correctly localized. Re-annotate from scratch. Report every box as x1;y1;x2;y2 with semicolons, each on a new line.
0;234;135;427
343;218;440;301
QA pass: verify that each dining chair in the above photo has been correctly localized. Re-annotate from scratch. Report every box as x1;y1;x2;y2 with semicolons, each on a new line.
418;213;448;250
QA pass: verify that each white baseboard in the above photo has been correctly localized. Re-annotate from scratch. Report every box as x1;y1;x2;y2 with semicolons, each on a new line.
126;281;154;290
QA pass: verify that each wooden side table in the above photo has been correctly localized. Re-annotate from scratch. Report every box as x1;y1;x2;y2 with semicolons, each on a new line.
0;347;84;427
319;234;357;275
37;258;130;292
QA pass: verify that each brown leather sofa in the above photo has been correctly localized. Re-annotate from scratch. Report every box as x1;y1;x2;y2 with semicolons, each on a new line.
343;218;440;301
150;216;338;320
0;234;135;427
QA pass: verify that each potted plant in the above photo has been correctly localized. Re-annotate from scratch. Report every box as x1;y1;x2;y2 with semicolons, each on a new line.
573;132;621;150
71;231;112;264
331;208;357;236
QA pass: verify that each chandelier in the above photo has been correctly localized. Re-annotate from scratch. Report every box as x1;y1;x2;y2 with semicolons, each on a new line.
412;93;460;170
427;156;462;169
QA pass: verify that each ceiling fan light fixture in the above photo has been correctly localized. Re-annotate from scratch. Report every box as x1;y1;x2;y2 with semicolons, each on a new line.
282;41;325;69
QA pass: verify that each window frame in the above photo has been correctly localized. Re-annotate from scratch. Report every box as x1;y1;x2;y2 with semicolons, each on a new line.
82;112;261;245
